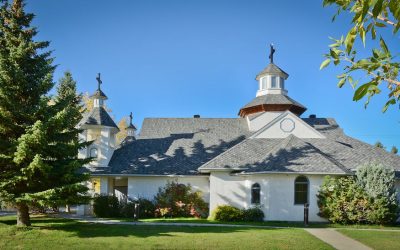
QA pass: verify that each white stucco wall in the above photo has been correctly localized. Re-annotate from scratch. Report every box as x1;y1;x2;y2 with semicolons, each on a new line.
209;171;327;222
127;176;210;202
247;112;283;132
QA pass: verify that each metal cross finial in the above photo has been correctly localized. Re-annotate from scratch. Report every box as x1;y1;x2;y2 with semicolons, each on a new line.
129;112;133;125
96;73;102;90
269;44;275;64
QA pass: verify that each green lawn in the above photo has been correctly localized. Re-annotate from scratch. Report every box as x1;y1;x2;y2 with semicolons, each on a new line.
337;229;400;250
138;217;400;230
0;216;334;250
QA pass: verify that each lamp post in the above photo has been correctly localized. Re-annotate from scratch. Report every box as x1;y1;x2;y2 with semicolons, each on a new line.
304;203;309;227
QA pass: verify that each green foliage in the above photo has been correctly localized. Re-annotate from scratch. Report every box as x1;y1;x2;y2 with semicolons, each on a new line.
356;163;398;209
242;207;265;222
211;205;244;222
317;163;399;224
154;181;209;218
120;198;156;219
390;146;398;154
374;141;385;149
211;205;265;222
321;0;400;111
93;195;120;218
0;0;91;226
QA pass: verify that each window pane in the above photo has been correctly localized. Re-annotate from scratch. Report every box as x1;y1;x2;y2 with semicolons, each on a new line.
271;76;277;88
294;176;309;204
262;78;267;89
251;183;261;204
90;148;98;158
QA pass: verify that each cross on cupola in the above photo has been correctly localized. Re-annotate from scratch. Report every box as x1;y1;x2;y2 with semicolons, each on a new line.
255;44;289;97
269;44;275;64
96;73;102;90
91;73;108;108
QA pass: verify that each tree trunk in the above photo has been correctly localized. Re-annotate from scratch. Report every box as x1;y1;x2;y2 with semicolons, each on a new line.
65;205;70;213
16;203;31;227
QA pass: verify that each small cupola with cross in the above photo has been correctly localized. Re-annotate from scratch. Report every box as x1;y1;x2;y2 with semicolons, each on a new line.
238;45;307;118
92;73;108;108
256;44;289;97
126;112;137;138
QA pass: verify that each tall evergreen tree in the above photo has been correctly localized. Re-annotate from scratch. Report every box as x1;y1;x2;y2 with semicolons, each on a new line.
0;1;90;226
32;71;91;211
391;146;398;154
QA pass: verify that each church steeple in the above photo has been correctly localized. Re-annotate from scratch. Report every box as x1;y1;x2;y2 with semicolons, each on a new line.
77;73;119;168
256;45;289;97
126;112;137;138
91;73;108;108
238;45;307;118
121;112;137;145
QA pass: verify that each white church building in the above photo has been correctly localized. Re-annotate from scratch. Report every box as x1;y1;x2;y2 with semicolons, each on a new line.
77;49;400;221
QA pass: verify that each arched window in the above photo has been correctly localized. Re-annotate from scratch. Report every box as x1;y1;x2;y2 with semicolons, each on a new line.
90;148;98;158
251;183;261;204
294;176;309;205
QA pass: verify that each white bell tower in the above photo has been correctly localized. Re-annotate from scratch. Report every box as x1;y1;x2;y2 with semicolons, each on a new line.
78;73;119;167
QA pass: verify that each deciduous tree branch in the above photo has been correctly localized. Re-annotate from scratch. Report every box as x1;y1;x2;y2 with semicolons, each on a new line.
367;11;397;26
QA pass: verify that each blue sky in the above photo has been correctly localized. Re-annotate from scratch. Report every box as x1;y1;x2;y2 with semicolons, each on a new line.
26;0;399;151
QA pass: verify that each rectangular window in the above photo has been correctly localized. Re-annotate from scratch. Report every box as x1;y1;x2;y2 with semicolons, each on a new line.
261;77;267;89
271;76;277;88
280;78;284;89
294;183;308;204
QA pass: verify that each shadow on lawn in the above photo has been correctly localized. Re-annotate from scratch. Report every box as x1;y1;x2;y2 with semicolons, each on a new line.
0;216;287;238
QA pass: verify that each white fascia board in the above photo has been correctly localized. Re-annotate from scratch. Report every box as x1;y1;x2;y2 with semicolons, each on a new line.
90;173;209;178
235;171;351;176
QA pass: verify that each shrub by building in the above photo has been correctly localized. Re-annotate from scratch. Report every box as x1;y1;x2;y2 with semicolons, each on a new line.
318;163;399;224
154;181;209;218
211;205;264;222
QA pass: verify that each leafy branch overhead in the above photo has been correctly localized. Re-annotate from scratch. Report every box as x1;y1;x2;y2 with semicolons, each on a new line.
321;0;400;112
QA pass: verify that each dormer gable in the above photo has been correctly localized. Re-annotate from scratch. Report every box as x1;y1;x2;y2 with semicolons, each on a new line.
250;111;325;139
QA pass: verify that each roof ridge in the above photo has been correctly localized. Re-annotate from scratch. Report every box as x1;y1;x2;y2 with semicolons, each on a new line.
198;136;253;170
299;139;352;174
258;134;296;161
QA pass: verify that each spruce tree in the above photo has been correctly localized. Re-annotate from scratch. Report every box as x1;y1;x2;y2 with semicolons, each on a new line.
32;71;91;211
0;1;90;226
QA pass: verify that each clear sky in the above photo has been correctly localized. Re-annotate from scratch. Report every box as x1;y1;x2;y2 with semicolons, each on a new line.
25;0;399;151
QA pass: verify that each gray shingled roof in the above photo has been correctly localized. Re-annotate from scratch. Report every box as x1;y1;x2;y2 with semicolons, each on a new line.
94;118;251;175
91;89;108;99
199;118;400;174
256;63;289;80
87;116;400;176
79;107;119;129
241;94;307;110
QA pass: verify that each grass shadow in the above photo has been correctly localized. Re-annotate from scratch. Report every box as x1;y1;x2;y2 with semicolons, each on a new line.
0;215;288;239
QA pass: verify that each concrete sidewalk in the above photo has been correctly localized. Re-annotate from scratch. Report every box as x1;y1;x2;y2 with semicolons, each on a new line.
305;228;372;250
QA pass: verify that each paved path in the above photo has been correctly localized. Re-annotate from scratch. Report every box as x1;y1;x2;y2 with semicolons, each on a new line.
0;211;16;216
305;228;372;250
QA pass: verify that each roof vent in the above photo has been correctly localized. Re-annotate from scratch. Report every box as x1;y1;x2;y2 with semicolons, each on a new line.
193;114;200;118
309;114;317;119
